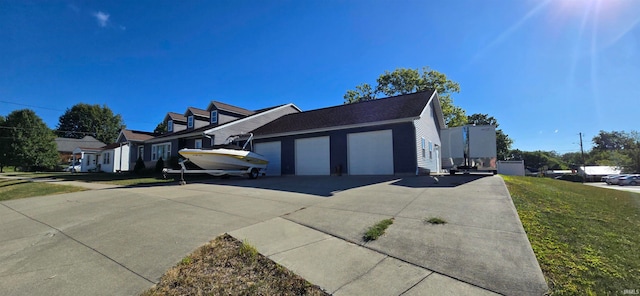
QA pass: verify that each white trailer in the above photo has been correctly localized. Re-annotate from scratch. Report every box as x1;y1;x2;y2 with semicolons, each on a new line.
441;125;497;175
162;159;265;185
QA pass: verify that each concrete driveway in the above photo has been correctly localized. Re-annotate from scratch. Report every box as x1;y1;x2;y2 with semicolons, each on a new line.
0;175;548;295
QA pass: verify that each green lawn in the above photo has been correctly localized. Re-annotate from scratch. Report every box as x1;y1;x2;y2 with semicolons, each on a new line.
503;176;640;295
0;179;86;201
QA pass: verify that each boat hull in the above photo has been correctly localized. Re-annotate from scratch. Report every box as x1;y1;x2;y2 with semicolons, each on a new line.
178;148;268;170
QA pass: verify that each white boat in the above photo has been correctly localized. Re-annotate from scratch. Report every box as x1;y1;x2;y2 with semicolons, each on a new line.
178;133;268;171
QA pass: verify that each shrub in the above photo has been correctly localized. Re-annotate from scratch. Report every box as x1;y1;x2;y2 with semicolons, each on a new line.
555;174;585;183
155;157;165;173
134;156;146;174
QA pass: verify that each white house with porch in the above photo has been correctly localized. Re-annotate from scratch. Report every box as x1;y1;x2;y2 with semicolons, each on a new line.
71;143;130;173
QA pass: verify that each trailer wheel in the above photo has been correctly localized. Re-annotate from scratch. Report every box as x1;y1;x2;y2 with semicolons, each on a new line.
248;168;259;179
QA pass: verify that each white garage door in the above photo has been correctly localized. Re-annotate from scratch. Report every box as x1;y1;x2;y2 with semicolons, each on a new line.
295;137;330;175
254;141;281;176
348;130;394;175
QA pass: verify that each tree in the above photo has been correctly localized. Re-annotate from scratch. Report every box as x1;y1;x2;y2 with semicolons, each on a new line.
154;121;168;134
56;103;124;144
509;150;568;171
592;130;634;151
344;83;376;104
344;67;467;127
466;113;513;160
2;109;59;171
588;130;640;173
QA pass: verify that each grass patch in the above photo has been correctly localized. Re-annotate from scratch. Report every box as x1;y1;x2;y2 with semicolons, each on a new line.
0;179;86;201
140;234;328;296
424;217;447;225
503;175;640;295
363;218;394;242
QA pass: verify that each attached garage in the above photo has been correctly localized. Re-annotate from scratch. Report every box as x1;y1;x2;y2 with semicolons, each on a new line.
295;136;330;175
254;141;281;176
348;130;394;175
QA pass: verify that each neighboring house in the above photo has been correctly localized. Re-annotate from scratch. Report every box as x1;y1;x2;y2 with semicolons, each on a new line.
71;146;102;172
251;90;445;176
70;143;129;173
579;165;622;182
100;143;130;173
115;129;158;170
54;136;105;163
139;101;301;168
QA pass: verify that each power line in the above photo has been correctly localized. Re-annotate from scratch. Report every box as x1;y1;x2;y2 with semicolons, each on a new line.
0;100;64;112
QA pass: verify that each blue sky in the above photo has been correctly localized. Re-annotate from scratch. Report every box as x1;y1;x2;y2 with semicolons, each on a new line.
1;0;638;153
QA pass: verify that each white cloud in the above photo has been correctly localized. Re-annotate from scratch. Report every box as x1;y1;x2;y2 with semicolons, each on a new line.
554;129;559;133
93;11;110;27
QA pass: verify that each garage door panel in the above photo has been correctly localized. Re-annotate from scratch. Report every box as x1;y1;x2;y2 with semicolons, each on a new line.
295;137;330;175
348;130;393;175
255;142;281;176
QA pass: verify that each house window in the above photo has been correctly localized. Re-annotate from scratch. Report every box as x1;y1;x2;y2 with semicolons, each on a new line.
428;141;433;159
195;139;202;149
103;152;110;164
421;137;426;159
152;143;171;161
167;120;173;132
138;146;144;160
187;115;194;128
210;110;218;124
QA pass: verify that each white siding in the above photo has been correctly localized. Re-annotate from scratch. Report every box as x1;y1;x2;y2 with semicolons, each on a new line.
413;101;442;174
209;105;300;146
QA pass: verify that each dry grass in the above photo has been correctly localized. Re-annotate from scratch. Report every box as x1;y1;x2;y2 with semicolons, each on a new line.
141;234;328;296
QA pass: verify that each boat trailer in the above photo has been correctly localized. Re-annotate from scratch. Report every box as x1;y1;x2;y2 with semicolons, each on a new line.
162;159;265;185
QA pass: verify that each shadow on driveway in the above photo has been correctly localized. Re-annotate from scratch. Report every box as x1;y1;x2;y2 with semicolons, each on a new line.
168;174;492;197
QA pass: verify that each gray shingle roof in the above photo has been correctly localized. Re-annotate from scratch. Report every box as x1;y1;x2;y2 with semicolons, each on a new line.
55;136;105;152
166;112;187;123
210;101;255;116
121;129;157;142
186;107;209;118
252;90;438;136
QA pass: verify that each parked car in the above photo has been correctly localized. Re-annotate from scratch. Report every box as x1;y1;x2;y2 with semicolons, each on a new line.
64;161;81;173
602;174;621;183
618;175;640;186
607;174;628;185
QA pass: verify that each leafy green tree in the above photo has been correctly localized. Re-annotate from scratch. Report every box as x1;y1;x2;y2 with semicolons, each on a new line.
561;152;583;168
56;103;124;144
592;130;634;151
510;150;567;171
344;67;467;127
3;109;59;171
587;130;640;173
153;121;168;134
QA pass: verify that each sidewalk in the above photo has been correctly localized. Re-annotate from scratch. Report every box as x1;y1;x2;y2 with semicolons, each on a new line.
230;217;499;295
0;174;122;190
229;175;548;295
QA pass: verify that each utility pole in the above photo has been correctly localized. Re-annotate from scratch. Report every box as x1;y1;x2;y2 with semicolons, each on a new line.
579;132;586;181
